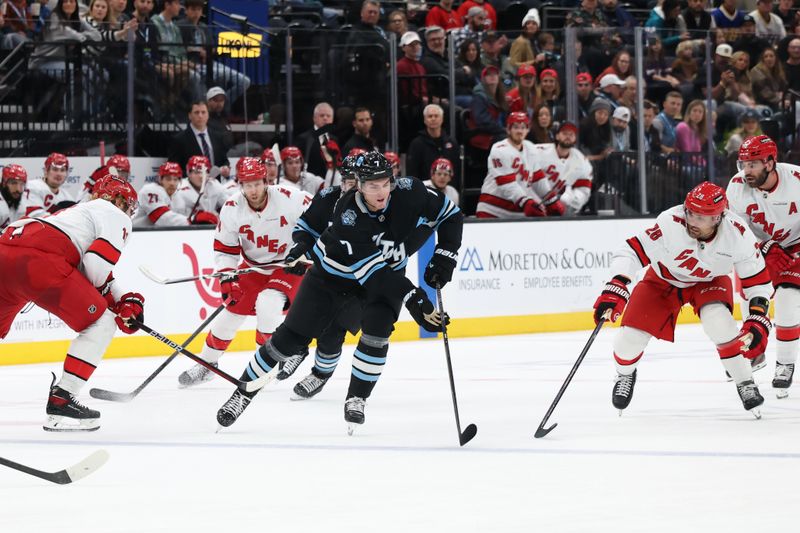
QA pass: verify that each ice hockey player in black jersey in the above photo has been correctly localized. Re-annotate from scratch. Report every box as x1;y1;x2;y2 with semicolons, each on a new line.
216;152;464;434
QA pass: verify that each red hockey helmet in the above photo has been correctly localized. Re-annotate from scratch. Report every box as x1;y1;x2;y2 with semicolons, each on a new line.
507;111;530;128
237;157;267;182
383;151;400;167
107;154;131;175
737;135;778;168
280;146;303;163
45;152;68;171
430;157;453;177
2;164;27;184
685;181;727;216
93;173;138;214
347;147;367;158
260;148;276;165
187;155;211;172
158;161;183;179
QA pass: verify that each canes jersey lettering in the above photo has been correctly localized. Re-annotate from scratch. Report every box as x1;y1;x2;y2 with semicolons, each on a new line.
280;172;325;196
0;193;24;230
21;179;74;218
7;199;132;299
173;178;228;217
133;182;190;228
727;162;800;249
214;186;312;271
534;143;593;214
477;139;550;218
609;205;772;301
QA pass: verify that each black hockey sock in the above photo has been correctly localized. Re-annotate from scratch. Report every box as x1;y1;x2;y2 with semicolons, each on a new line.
347;339;388;399
312;349;341;378
243;343;281;381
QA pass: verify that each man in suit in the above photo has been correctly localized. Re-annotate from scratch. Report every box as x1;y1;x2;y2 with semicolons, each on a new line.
294;102;336;178
168;100;231;178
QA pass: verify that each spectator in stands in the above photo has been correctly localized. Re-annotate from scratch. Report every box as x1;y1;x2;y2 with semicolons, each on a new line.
751;47;787;111
724;108;762;155
773;0;799;33
618;76;642;120
576;72;596;120
566;0;608;51
610;106;631;152
580;98;613;162
634;100;663;153
645;0;688;54
168;99;231;178
732;14;770;67
424;158;459;205
397;29;428;148
596;74;626;109
596;50;632;89
671;40;699;90
1;0;35;49
205;86;234;150
675;99;707;162
452;6;486;53
644;37;680;98
480;31;512;84
751;0;786;44
425;0;460;32
343;107;379;154
295;102;336;178
727;50;771;118
696;43;734;108
455;38;481;108
536;32;558;74
537;69;563;125
420;25;449;105
457;0;496;31
712;0;746;41
468;65;507;150
108;0;128;26
653;90;683;153
506;65;536;116
344;0;389;120
529;104;554;144
509;9;540;71
406;103;460;186
386;9;407;40
784;37;800;91
682;0;715;35
152;0;203;103
600;0;636;44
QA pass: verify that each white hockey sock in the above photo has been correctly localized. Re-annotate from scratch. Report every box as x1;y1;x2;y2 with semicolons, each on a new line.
58;310;116;395
698;302;751;382
255;289;287;346
200;310;246;363
774;287;800;365
612;327;651;376
720;355;752;384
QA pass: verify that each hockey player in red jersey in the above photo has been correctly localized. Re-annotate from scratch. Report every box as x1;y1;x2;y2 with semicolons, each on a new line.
21;152;75;217
0;174;144;431
133;161;218;227
0;164;27;229
177;157;313;388
594;182;773;418
727;135;800;398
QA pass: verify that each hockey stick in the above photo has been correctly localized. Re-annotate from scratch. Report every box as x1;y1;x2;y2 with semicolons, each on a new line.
89;301;228;402
188;165;222;220
131;319;269;393
534;312;609;439
436;285;478;446
0;449;109;485
139;260;310;285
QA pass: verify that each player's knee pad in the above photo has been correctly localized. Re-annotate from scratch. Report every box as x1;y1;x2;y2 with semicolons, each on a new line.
255;289;287;334
774;287;800;327
68;309;117;365
612;326;651;360
210;309;247;341
699;302;739;345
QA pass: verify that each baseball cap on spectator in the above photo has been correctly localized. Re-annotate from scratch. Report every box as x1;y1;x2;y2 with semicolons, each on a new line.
540;68;558;80
589;98;612;114
400;31;422;47
558;121;578;135
521;8;540;27
740;108;761;124
576;72;592;84
517;65;536;78
599;74;626;88
481;65;500;78
467;6;485;18
741;14;755;24
206;87;225;100
613;106;631;122
715;44;733;58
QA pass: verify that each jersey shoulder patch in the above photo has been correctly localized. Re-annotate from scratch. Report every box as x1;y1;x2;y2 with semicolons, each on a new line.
319;186;334;198
731;177;744;184
395;177;413;190
341;209;357;226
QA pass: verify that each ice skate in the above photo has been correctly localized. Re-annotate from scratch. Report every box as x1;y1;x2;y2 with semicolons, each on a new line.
725;354;766;382
277;350;308;381
178;362;218;389
291;372;330;400
612;370;637;415
344;396;366;436
773;362;794;399
216;388;258;430
43;375;100;432
736;380;764;419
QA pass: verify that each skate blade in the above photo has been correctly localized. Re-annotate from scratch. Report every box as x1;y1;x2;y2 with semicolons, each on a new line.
617;409;624;417
177;375;215;390
347;423;356;436
776;389;790;399
749;408;762;420
43;415;100;432
290;393;310;401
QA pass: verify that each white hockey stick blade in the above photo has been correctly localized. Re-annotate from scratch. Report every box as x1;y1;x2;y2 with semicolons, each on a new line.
63;449;110;483
138;265;168;284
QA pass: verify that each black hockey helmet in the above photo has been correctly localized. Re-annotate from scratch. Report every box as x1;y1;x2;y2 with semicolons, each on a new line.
353;151;394;183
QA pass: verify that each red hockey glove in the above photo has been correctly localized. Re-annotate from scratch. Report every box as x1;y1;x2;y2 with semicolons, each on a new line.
114;292;145;334
761;240;795;274
523;199;546;217
545;200;566;216
593;275;631;325
219;271;243;305
192;211;219;225
738;297;771;360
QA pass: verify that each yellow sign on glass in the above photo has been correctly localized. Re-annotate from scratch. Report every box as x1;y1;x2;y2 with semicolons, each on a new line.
217;32;263;58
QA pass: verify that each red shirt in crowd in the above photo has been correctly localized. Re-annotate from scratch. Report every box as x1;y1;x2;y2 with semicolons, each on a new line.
397;57;428;106
456;0;497;30
425;5;461;31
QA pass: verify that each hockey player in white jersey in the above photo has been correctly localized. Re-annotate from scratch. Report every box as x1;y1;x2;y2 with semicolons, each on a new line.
279;146;325;195
476;112;556;218
133;161;218;227
0;174;144;431
173;156;227;219
727;135;800;398
0;164;27;229
177;157;312;388
21;152;75;217
594;182;773;418
534;121;593;216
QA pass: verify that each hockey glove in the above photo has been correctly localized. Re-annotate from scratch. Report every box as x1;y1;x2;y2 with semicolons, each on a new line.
404;288;450;333
424;247;458;288
219;271;243;305
593;275;631;325
114;292;145;334
545;200;566;217
48;200;77;214
761;240;795;274
522;199;546;217
738;297;771;360
191;211;219;226
283;242;311;275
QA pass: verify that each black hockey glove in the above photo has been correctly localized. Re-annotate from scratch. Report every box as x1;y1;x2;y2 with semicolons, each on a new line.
404;288;449;333
283;241;311;276
424;247;458;288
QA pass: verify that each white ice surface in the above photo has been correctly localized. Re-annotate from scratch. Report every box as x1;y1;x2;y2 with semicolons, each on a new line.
1;324;799;532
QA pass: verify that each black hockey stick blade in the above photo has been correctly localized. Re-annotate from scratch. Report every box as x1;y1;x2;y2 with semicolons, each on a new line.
0;449;109;485
459;423;478;446
534;423;557;439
